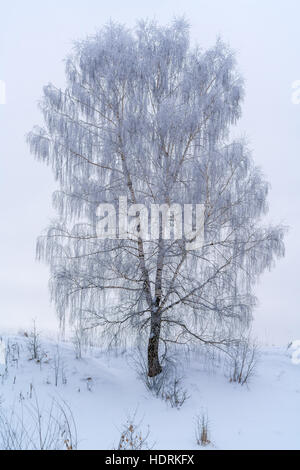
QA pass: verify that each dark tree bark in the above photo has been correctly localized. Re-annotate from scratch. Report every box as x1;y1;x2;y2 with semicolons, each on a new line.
147;311;162;377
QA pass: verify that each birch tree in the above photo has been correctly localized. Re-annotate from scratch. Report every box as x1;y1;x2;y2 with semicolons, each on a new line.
28;19;285;377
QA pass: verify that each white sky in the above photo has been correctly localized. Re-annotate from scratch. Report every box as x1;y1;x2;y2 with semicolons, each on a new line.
0;0;299;344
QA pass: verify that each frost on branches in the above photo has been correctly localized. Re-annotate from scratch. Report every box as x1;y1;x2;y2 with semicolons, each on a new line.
28;19;285;377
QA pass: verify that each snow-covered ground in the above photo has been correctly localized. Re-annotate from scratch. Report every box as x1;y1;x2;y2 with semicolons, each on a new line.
0;332;299;450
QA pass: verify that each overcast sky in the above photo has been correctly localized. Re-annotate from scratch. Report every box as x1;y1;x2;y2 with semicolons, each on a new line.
0;0;299;344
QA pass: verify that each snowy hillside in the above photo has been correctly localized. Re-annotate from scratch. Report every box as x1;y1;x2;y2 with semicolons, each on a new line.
0;332;299;450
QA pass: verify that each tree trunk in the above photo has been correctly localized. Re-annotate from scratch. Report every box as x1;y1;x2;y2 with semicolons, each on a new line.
147;313;162;377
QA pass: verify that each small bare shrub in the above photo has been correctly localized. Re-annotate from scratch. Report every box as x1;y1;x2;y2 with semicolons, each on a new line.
160;376;189;409
4;340;20;374
6;341;20;364
27;321;45;363
195;412;211;447
85;377;93;392
116;413;151;450
0;393;77;450
225;337;259;386
0;340;21;383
